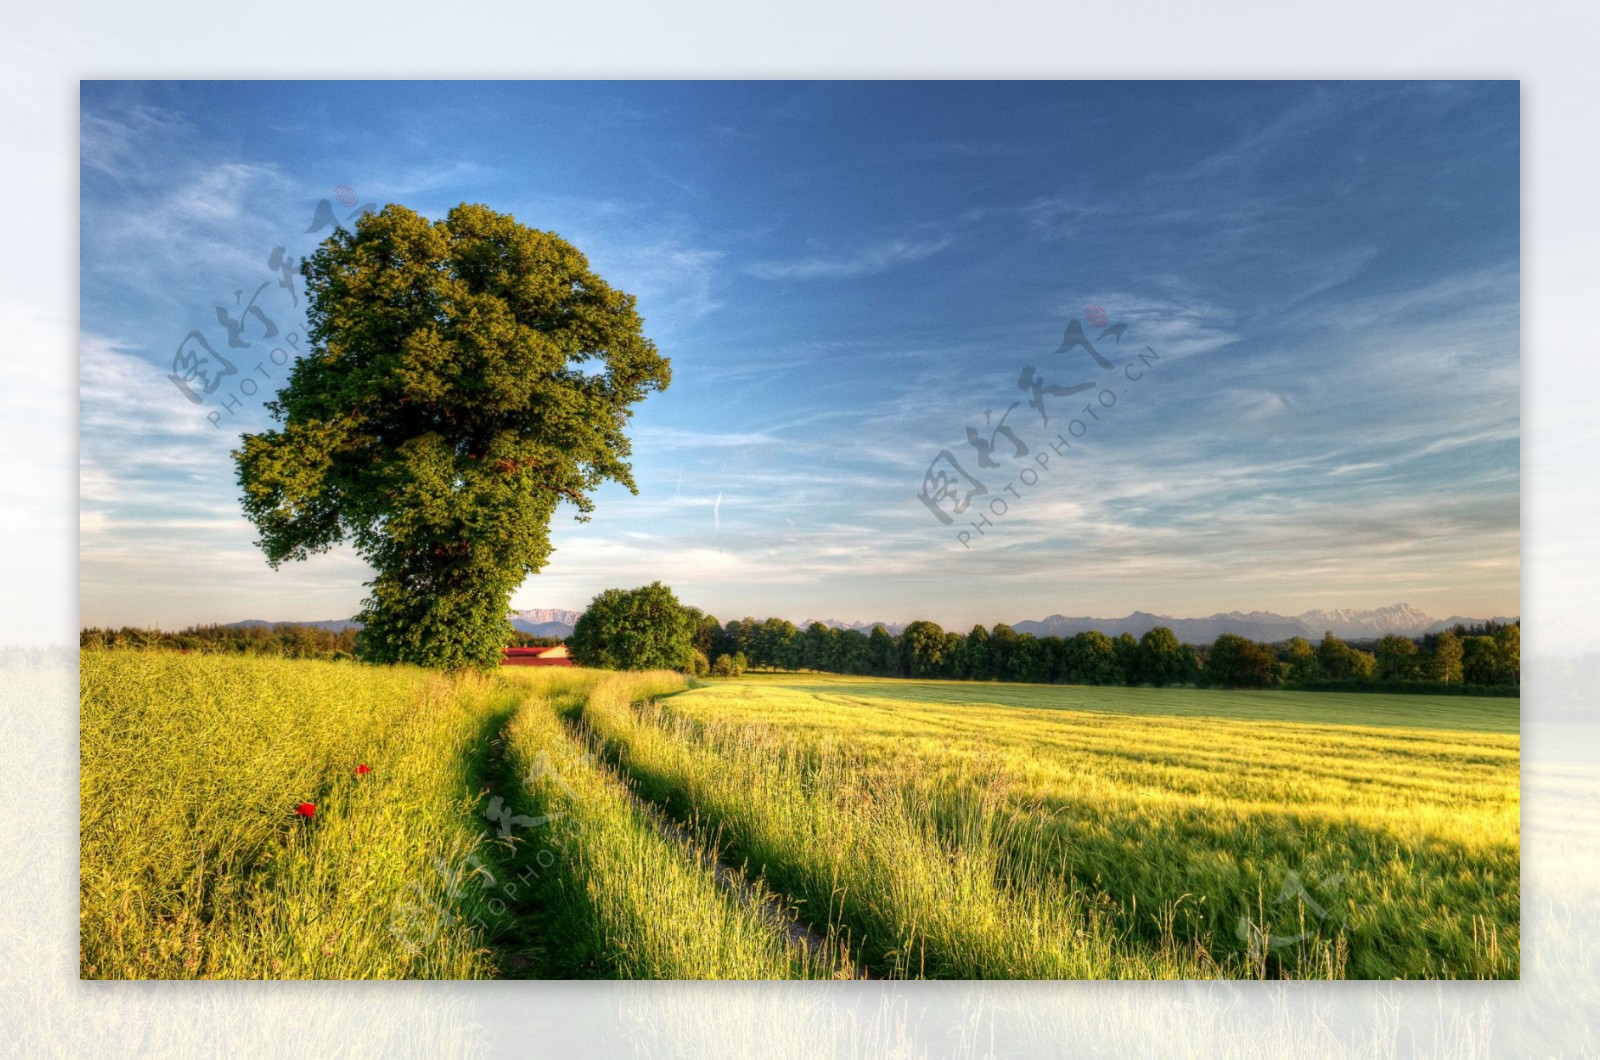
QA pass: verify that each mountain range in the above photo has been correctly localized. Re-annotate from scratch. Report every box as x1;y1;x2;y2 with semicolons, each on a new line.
812;604;1513;644
1008;604;1515;644
805;618;908;637
509;608;584;638
228;603;1515;646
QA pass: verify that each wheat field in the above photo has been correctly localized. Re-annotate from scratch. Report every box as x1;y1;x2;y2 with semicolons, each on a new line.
79;653;1517;979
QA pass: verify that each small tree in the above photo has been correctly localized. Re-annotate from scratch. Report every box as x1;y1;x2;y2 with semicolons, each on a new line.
688;649;710;677
1136;626;1183;687
1375;635;1420;682
900;620;949;678
802;621;835;672
964;624;992;680
1462;635;1498;685
867;625;898;676
569;582;695;671
1112;632;1140;686
1282;636;1318;685
685;608;724;658
1205;634;1281;689
1316;632;1357;680
1426;630;1464;685
1064;630;1118;685
1492;624;1520;685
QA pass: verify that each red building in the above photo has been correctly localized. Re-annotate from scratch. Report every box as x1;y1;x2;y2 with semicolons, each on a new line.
502;644;575;667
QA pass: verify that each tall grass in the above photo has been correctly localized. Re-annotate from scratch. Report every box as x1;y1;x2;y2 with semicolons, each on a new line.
579;679;1231;979
499;671;848;979
80;653;1515;980
643;675;1519;979
80;651;513;978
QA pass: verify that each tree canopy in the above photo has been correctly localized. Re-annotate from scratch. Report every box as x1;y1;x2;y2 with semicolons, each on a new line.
234;203;670;670
569;582;696;671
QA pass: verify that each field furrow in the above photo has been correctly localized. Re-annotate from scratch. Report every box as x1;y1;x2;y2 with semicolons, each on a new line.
494;671;848;979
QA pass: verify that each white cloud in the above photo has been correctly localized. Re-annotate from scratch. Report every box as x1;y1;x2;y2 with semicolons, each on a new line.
747;237;949;280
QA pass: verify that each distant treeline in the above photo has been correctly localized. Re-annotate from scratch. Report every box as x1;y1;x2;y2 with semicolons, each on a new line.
80;623;359;659
78;624;572;659
80;612;1521;694
509;632;566;648
689;615;1521;692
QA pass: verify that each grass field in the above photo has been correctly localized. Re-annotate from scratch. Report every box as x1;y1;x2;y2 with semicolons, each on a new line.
80;653;1518;979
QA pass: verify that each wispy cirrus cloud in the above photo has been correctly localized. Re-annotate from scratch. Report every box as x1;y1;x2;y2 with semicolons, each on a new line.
747;237;950;280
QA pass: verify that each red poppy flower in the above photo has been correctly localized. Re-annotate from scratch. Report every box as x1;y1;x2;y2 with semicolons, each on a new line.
355;764;372;776
296;802;316;818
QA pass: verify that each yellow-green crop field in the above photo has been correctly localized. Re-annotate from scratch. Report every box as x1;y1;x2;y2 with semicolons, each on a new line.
80;653;1517;979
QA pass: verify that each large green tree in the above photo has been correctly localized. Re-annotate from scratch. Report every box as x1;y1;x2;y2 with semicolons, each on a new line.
569;582;695;671
234;204;670;670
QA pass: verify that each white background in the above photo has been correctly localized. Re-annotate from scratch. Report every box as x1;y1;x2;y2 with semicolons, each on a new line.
4;1;1597;1055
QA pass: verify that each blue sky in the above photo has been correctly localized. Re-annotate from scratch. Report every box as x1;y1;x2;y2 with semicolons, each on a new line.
79;80;1519;630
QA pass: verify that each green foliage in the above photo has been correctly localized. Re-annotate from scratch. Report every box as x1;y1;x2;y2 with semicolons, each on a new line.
1112;632;1140;686
834;629;873;675
79;622;357;659
1375;635;1421;682
1282;636;1318;684
688;649;711;677
867;625;898;676
900;620;949;678
1316;632;1358;680
1426;630;1464;684
711;652;746;677
963;624;992;680
684;608;723;658
1061;630;1119;685
1205;633;1282;689
554;599;1515;695
1135;626;1185;686
986;623;1018;679
801;621;836;672
569;582;696;672
233;203;670;671
1493;624;1520;684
